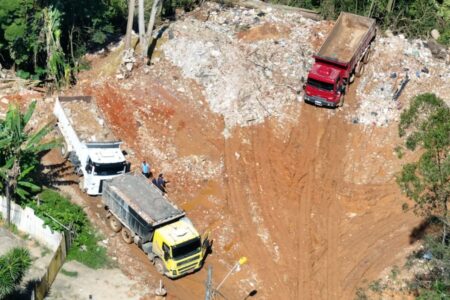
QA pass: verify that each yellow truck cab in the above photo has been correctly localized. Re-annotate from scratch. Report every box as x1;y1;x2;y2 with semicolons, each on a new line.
153;218;206;277
102;173;209;278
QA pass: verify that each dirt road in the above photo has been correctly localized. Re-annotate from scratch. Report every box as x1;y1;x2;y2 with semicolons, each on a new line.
220;97;420;299
41;4;426;298
53;73;420;299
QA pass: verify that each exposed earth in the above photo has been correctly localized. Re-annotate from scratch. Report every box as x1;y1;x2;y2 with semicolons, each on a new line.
2;2;450;300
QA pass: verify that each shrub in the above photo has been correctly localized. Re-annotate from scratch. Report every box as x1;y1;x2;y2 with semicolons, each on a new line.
29;189;112;269
0;247;31;298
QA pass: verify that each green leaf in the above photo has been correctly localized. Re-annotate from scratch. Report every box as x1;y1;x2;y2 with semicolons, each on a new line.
22;100;36;127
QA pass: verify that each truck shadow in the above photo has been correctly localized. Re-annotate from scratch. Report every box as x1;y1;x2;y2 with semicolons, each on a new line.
35;151;79;190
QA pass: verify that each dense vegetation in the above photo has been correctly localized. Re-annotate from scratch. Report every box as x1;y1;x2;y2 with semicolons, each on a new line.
0;101;57;227
397;93;450;298
0;0;127;84
271;0;450;45
1;0;449;87
30;189;112;269
0;247;31;298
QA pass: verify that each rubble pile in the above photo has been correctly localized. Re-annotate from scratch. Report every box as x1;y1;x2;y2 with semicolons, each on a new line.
62;100;116;142
116;48;136;80
161;3;320;136
350;35;450;127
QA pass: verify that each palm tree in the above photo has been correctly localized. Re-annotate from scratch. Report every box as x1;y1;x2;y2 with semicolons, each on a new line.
0;101;58;227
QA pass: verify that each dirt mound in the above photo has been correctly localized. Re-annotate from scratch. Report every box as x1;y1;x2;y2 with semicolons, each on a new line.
237;23;291;41
29;2;450;299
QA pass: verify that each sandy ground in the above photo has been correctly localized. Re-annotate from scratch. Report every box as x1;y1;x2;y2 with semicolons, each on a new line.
62;54;422;300
3;3;444;300
47;261;148;300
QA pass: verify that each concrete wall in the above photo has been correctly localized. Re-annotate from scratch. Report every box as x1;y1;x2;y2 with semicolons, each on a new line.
0;197;62;251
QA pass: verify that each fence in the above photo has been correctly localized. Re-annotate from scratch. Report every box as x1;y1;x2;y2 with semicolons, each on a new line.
0;197;70;300
0;197;62;251
33;232;68;300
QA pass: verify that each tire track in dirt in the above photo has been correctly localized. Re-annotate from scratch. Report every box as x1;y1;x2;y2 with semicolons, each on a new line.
222;101;419;300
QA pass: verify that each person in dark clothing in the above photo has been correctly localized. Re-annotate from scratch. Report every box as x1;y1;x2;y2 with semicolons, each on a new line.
155;173;169;194
151;175;158;187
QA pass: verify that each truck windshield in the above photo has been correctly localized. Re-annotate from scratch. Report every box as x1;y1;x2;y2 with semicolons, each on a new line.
172;237;201;260
307;78;334;91
93;162;125;176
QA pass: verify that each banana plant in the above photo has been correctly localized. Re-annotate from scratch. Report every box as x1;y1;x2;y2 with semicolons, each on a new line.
0;100;59;227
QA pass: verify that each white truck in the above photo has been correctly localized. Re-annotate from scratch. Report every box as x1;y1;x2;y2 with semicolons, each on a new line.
54;96;127;195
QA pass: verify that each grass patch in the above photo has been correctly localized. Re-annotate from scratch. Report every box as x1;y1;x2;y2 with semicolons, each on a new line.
67;229;112;269
29;189;112;269
60;268;78;277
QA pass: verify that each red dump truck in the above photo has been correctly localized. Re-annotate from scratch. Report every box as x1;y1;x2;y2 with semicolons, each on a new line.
303;12;376;107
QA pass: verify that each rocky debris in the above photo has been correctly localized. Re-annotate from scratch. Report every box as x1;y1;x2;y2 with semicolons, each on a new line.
349;35;450;127
161;2;321;137
0;63;7;79
61;99;116;141
426;39;448;60
431;29;440;40
116;48;136;80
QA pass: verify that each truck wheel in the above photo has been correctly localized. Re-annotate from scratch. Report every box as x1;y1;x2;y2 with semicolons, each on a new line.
363;46;372;64
355;63;365;77
154;258;167;275
121;228;133;244
109;216;122;233
60;142;69;159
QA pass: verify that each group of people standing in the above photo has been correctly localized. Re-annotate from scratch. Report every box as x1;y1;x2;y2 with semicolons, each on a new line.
141;160;168;194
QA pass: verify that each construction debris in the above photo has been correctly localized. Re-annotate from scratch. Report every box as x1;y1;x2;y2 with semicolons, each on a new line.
161;2;322;137
116;48;136;80
349;35;450;127
60;98;116;142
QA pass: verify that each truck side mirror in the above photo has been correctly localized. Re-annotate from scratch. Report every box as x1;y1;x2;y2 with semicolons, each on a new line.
164;251;169;261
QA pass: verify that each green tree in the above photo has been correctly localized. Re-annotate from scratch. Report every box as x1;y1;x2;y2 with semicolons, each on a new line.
0;247;31;298
0;101;58;227
397;93;450;244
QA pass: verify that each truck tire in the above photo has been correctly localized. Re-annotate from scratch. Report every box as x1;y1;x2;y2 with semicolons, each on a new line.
121;227;133;244
109;215;122;233
363;46;372;64
355;63;365;77
60;141;69;159
154;258;167;275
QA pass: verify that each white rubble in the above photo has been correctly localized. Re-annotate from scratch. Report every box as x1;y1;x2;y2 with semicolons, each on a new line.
349;35;450;127
161;3;319;136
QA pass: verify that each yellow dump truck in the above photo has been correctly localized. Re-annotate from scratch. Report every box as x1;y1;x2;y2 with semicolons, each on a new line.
102;173;210;278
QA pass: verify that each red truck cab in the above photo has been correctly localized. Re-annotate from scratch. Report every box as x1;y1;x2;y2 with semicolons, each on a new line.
303;12;376;108
304;62;346;107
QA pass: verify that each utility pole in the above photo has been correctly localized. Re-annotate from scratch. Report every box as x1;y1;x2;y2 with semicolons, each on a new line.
205;266;213;300
205;257;248;299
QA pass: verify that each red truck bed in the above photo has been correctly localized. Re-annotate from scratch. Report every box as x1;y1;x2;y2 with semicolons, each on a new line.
317;12;376;65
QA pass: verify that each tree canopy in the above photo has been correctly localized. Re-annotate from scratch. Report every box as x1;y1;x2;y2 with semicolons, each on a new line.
397;93;450;243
